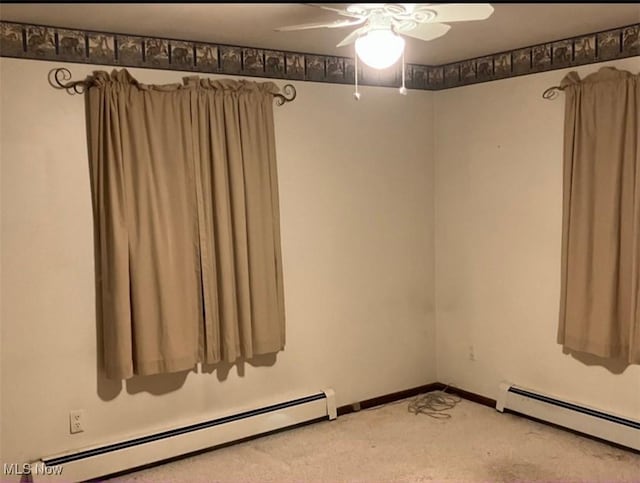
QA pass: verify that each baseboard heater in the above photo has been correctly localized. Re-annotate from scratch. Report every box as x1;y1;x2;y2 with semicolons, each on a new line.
32;389;337;482
497;382;639;451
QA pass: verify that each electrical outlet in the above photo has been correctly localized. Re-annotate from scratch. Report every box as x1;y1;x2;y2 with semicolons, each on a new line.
469;345;476;362
69;410;85;434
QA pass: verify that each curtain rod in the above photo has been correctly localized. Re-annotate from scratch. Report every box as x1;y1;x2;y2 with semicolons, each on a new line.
48;67;296;105
542;84;566;100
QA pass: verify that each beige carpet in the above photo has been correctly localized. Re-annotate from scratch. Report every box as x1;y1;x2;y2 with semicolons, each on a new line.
106;395;640;482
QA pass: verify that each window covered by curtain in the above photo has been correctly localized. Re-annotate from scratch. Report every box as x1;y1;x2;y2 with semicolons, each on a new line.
87;70;285;379
558;67;639;364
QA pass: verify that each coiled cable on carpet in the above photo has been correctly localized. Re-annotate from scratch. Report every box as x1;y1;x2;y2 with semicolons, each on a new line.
408;389;461;419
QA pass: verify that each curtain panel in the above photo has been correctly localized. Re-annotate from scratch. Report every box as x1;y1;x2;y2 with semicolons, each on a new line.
558;67;639;364
87;70;286;379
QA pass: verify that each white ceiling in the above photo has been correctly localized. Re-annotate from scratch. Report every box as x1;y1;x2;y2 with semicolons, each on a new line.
1;3;638;65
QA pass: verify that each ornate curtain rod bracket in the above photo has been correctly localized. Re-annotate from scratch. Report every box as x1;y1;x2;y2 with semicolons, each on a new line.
542;85;566;100
274;84;296;106
49;67;89;95
48;67;297;105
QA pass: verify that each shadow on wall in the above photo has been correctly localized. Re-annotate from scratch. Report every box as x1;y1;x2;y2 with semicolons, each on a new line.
95;362;193;401
96;355;278;401
201;353;277;380
562;348;631;375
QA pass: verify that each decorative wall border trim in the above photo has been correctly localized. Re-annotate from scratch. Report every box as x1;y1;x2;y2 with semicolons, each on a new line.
1;20;638;90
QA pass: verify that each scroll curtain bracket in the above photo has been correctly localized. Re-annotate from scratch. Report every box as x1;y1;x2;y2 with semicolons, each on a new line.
274;84;296;105
49;67;89;95
542;84;566;100
48;67;297;105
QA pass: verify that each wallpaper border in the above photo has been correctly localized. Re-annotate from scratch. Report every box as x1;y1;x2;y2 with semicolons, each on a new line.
1;20;638;90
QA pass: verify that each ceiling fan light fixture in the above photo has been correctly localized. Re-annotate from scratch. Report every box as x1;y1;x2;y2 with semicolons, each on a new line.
355;28;405;69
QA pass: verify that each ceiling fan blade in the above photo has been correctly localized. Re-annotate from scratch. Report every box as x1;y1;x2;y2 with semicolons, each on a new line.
275;18;365;32
399;22;451;42
336;26;369;47
426;4;495;23
304;3;365;19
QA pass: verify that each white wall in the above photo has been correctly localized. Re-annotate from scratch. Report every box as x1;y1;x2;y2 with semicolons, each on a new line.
2;52;638;472
0;58;436;467
434;57;640;419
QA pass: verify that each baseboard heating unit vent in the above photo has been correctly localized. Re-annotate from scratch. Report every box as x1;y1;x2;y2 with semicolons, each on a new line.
32;389;337;482
497;382;639;451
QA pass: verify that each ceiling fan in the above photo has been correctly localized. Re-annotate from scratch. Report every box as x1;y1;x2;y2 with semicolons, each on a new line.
276;4;495;70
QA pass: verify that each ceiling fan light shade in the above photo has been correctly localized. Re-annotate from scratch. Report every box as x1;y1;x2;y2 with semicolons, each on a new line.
355;29;405;69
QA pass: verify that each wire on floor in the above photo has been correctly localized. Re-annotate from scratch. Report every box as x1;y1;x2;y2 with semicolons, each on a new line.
407;389;461;419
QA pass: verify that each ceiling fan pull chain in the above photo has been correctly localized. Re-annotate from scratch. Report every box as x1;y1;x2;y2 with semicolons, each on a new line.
399;51;407;95
353;47;361;100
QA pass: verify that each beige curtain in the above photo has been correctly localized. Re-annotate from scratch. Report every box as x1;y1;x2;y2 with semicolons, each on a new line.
558;67;639;364
87;70;285;379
